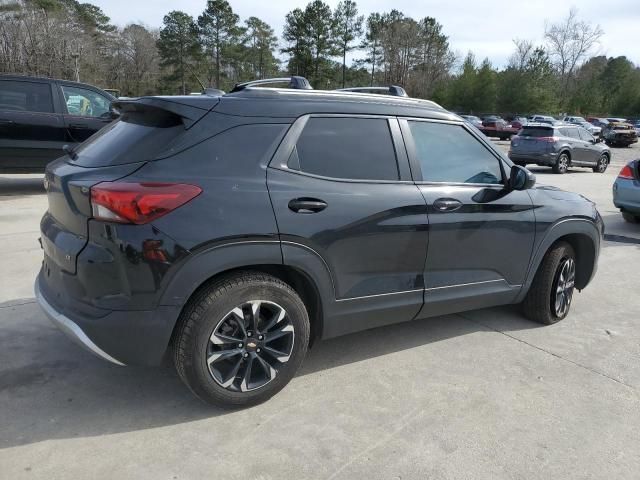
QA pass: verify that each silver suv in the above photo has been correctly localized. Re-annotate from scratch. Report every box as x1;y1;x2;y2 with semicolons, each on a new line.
509;124;611;174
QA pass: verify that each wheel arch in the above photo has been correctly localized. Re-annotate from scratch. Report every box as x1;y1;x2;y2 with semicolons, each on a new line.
517;219;600;302
161;241;332;353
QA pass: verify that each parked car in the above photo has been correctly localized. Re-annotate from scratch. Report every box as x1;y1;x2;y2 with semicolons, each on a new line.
628;119;640;137
510;116;528;129
509;123;611;174
0;75;118;172
607;117;628;124
613;160;640;223
529;114;556;124
563;115;601;136
479;119;519;140
602;122;638;147
36;77;603;407
460;114;483;128
587;117;609;130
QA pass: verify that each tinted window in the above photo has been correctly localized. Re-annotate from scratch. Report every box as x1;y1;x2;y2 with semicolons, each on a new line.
578;129;593;141
408;121;503;184
0;80;53;113
519;127;554;137
73;114;184;166
295;117;399;180
61;85;111;118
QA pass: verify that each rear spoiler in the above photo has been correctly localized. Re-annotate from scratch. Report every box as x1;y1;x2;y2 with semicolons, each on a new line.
113;96;220;129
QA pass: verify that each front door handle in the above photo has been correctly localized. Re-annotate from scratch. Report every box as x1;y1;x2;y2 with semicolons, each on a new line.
288;198;327;214
433;198;463;212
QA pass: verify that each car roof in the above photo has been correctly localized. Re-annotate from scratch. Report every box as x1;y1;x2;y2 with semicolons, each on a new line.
215;88;456;120
0;74;114;98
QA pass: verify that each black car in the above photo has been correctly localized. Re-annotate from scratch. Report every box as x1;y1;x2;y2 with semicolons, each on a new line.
0;75;118;172
509;124;611;174
35;78;603;407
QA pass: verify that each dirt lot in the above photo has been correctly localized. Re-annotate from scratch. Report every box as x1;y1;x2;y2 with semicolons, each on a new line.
1;142;639;479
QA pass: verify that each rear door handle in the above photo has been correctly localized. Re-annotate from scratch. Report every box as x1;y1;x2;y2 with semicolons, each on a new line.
433;198;463;212
288;198;327;214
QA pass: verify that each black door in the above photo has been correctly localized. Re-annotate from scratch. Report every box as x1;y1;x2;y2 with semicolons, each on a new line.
0;79;65;171
58;83;114;144
268;115;429;337
400;118;536;317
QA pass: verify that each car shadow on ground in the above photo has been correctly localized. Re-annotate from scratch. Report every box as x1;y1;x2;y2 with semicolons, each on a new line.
0;301;540;448
0;176;45;196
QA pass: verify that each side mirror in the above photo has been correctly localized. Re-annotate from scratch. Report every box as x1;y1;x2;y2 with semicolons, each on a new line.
509;165;536;191
109;104;120;119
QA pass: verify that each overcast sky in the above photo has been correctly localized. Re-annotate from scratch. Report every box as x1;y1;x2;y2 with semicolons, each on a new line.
91;0;640;69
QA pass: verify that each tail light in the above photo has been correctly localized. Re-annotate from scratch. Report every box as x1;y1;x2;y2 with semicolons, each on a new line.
617;165;635;180
91;182;202;224
538;136;559;143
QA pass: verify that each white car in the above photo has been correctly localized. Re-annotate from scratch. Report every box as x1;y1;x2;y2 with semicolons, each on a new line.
563;116;601;136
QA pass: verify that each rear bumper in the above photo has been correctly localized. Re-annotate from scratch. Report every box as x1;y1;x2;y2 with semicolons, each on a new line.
35;270;180;366
35;279;125;366
613;178;640;213
508;151;557;165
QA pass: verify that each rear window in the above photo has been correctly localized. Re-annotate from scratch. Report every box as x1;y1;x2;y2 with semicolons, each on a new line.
72;113;184;167
293;117;399;181
0;80;53;113
520;127;554;137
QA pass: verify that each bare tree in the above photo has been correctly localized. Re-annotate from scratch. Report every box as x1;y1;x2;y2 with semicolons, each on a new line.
508;38;534;70
544;8;603;97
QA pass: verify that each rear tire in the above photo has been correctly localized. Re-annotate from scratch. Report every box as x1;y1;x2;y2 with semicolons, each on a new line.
622;212;640;223
522;242;576;325
173;272;310;408
553;153;570;174
592;154;609;173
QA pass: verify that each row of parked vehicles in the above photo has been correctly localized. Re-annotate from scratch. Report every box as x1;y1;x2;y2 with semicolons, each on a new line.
460;113;640;148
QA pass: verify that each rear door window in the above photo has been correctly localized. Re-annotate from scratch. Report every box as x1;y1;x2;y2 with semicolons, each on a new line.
0;80;54;113
293;117;399;181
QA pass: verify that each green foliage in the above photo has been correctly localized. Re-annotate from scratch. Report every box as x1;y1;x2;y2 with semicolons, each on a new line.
333;0;363;87
197;0;241;89
157;11;201;94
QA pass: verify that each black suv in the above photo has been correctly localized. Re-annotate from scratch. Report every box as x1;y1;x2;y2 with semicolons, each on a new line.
509;123;611;174
0;75;118;172
36;79;603;407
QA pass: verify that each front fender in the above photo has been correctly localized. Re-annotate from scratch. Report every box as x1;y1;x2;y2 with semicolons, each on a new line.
515;217;601;303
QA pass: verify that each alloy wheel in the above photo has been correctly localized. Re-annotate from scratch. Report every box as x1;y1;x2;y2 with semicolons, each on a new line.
557;155;569;173
597;155;609;172
552;257;575;318
206;300;295;392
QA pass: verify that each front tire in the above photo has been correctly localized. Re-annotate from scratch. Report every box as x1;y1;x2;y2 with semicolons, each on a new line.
522;242;576;325
553;153;569;174
173;272;310;408
592;154;609;173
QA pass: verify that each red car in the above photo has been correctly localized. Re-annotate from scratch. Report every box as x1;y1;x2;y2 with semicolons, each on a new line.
479;119;520;140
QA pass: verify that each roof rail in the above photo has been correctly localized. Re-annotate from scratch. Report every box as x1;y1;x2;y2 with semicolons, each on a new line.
231;76;313;93
336;85;408;97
